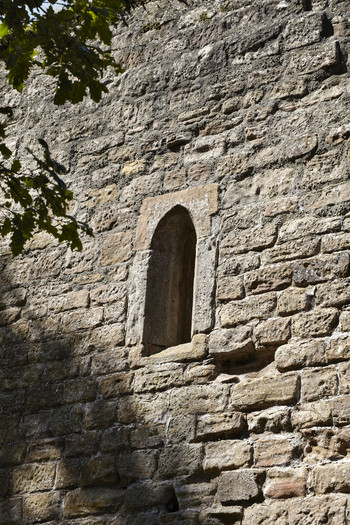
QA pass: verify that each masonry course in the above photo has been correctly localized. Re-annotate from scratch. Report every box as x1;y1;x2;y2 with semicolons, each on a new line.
1;0;350;523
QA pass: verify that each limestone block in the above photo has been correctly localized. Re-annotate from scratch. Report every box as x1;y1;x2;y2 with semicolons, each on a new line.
163;168;186;191
263;467;307;499
275;340;326;371
293;253;349;286
254;435;300;467
279;216;340;243
292;308;338;337
62;378;96;404
0;307;20;326
311;464;350;494
264;196;298;217
91;348;128;376
322;233;350;253
101;426;129;453
0;498;22;525
63;488;125;517
220;293;277;327
218;251;260;276
87;323;125;350
81;455;117;487
245;265;292;295
204;440;251;472
169;384;229;415
118;392;168;424
254;317;291;346
51;405;83;435
23;491;61;522
209;326;254;360
262;237;320;264
142;334;208;365
196;412;245;441
100;230;132;266
166;415;195;444
157;444;202;479
134;365;184;393
121;159;146;176
242;501;288;525
217;471;260;504
184;134;226;164
289;39;341;74
288;495;348;525
270;78;307;100
305;181;350;211
90;283;126;305
221;223;277;254
0;443;26;467
247;406;291;434
217;150;254;179
0;287;27;309
316;279;350;307
331;395;350;426
176;482;216;510
98;372;133;397
27;438;62;462
61;307;104;332
340;313;350;331
12;462;56;493
292;401;332;429
216;275;245;301
55;459;80;489
192;237;217;333
283;12;323;50
84;400;116;430
199;505;242;524
230;372;298;411
277;287;309;316
338;362;350;394
301;367;337;402
65;431;100;457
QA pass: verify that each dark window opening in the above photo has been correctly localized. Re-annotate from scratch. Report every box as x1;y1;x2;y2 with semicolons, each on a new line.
143;205;197;355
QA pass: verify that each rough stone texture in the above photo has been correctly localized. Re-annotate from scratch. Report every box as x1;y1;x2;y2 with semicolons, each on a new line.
1;0;350;522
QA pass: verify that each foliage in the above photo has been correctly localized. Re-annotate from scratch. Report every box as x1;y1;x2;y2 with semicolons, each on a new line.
0;0;138;254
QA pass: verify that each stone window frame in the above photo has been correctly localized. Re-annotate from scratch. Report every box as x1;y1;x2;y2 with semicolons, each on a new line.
126;184;219;353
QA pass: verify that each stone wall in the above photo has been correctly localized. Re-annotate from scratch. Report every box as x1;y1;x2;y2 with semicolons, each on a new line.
1;0;350;523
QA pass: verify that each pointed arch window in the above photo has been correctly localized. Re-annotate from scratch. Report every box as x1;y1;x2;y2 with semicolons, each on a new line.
143;206;196;355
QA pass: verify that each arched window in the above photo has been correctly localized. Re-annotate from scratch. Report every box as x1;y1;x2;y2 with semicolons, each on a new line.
143;205;197;354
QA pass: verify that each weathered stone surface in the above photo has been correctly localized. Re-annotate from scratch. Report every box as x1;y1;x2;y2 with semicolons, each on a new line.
100;230;132;266
247;406;291;434
118;450;157;483
316;279;350;307
292;308;338;338
230;372;298;411
204;440;251;472
220;293;277;327
245;265;292;295
12;462;56;493
23;491;61;522
262;237;320;264
208;326;254;360
196;412;245;441
254;317;291;346
157;444;202;479
301;367;337;402
275;340;326;371
221;223;277;254
277;287;310;316
64;488;125;517
217;471;260;504
292;401;332;430
263;467;306;499
311;464;350;494
254;435;300;467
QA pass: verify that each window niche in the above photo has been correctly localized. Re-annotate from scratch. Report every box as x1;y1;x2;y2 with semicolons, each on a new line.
143;205;197;355
126;184;218;356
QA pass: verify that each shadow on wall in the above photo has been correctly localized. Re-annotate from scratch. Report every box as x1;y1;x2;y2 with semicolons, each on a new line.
0;248;194;525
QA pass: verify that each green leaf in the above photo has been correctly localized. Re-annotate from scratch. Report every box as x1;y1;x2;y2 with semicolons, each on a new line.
0;23;9;38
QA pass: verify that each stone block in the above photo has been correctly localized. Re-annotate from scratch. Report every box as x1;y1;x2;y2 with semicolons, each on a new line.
84;400;116;430
254;435;300;467
204;440;251;472
98;372;133;397
48;289;89;313
26;438;62;462
101;426;129;453
247;406;291;434
100;230;132;266
292;401;332;429
277;287;309;316
157;444;202;479
61;307;104;332
143;334;208;364
169;384;229;415
292;308;338;338
91;347;128;376
316;279;350;307
301;367;337;402
184;134;226;164
338;362;350;395
262;237;320;264
276;340;326;371
288;495;348;525
88;323;125;350
81;455;117;487
63;488;125;517
62;378;96;404
293;253;349;286
118;392;168;424
322;232;350;253
65;431;99;457
220;293;277;327
245;265;292;295
176;482;216;510
133;364;184;395
331;395;350;426
311;464;350;494
123;481;176;513
217;471;260;504
50;405;83;435
196;412;245;441
221;223;277;254
230;372;298;411
23;491;61;522
0;498;22;525
208;327;254;361
216;276;245;301
254;317;291;346
12;462;56;493
263;467;307;499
